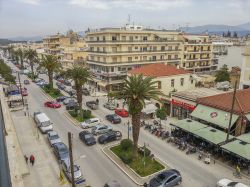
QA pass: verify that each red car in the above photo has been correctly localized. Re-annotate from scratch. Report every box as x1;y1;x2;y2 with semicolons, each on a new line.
21;89;28;96
44;101;61;108
115;108;129;117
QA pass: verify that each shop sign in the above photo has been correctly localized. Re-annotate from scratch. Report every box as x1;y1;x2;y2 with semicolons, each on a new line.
171;99;196;111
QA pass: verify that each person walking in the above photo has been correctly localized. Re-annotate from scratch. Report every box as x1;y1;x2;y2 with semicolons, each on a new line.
24;155;28;164
30;154;35;166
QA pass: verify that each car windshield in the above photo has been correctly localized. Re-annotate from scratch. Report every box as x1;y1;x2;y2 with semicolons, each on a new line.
50;134;59;140
155;174;167;183
85;119;91;124
228;182;238;186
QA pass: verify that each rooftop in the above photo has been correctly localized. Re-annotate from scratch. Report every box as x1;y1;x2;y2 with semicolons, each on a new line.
197;88;250;114
172;88;225;101
128;63;190;77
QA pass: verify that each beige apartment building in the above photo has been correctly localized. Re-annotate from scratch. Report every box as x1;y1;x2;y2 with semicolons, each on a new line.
240;40;250;89
85;25;217;91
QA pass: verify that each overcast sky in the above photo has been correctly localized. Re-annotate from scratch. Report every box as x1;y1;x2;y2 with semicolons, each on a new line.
0;0;250;38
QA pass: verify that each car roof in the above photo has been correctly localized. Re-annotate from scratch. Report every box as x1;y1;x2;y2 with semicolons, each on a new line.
80;130;91;135
54;142;67;149
48;131;58;136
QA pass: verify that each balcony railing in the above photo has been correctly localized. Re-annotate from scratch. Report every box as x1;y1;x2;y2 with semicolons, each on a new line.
87;49;181;54
86;39;183;43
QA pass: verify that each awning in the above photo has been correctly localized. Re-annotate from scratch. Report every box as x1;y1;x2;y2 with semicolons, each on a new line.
221;140;250;161
236;133;250;143
246;114;250;121
183;35;202;41
142;104;157;114
170;119;208;133
192;127;234;145
191;105;239;129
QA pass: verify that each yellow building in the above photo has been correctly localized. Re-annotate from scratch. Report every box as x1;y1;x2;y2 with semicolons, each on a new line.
85;25;217;91
240;40;250;89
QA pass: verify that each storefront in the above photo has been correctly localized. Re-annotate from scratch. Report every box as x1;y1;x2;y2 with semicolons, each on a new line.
171;99;196;119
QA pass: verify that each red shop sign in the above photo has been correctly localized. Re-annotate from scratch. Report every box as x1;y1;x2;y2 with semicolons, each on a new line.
172;99;196;111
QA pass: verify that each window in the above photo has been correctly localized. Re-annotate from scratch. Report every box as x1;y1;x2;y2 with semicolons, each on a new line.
183;63;186;67
174;55;178;59
180;78;184;86
135;56;138;60
143;56;147;61
175;46;179;50
168;46;172;50
128;47;132;52
158;81;161;89
152;56;156;61
103;36;106;41
112;57;117;62
90;37;94;41
103;47;106;52
103;57;106;62
135;36;138;39
171;79;175;87
111;67;114;72
160;55;164;60
112;47;117;52
135;46;138;50
97;57;100;61
112;36;117;41
153;46;157;51
191;79;194;84
97;37;99;41
143;36;147;41
168;55;171;60
128;57;132;62
129;36;133;41
97;47;100;52
90;47;94;51
122;36;126;41
143;47;147;51
161;46;165;51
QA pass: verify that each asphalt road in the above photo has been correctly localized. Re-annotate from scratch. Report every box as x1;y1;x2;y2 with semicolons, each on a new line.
3;54;250;187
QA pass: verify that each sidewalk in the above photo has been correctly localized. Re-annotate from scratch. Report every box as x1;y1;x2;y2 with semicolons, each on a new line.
11;111;70;187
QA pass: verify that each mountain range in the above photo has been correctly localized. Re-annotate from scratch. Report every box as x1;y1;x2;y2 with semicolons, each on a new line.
1;22;250;43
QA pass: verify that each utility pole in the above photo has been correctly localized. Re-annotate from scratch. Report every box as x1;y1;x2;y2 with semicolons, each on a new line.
68;132;75;187
17;72;24;106
226;81;237;141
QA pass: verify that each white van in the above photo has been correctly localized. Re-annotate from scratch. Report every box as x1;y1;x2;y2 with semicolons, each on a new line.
34;112;53;133
80;118;101;129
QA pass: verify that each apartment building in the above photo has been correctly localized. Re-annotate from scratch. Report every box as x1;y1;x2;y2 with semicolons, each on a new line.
240;40;250;89
85;25;217;91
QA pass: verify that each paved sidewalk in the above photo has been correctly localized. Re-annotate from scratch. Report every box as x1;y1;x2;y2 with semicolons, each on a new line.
11;111;70;187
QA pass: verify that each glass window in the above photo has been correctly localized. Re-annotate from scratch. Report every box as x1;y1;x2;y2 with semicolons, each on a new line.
171;79;175;87
161;46;165;51
180;78;184;86
112;36;117;41
128;57;132;62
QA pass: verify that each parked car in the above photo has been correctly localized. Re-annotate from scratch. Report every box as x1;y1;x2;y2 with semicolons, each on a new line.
79;130;96;146
82;88;90;96
57;78;64;83
66;102;79;110
115;108;129;117
104;180;121;187
80;118;101;129
216;178;249;187
52;142;69;162
64;80;71;86
56;81;62;86
44;101;61;108
148;169;182;187
61;159;86;185
47;131;61;146
98;131;122;144
58;84;66;90
63;98;77;105
103;102;116;110
34;78;43;83
68;89;76;96
105;114;121;124
33;112;53;133
91;124;112;135
56;96;68;102
21;89;28;96
23;79;30;85
86;101;99;110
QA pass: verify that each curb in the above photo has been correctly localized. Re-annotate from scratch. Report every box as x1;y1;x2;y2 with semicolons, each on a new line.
63;112;79;127
101;144;143;186
40;88;53;100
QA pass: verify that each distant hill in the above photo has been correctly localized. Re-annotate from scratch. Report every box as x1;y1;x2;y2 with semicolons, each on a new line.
180;22;250;36
0;38;19;45
7;35;43;42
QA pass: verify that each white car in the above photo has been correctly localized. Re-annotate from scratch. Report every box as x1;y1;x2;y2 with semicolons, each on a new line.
47;131;61;146
80;118;101;129
217;178;249;187
91;124;112;135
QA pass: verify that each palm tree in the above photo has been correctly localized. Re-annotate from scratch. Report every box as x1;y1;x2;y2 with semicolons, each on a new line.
39;54;61;88
16;48;24;69
115;74;164;158
64;65;90;109
24;48;38;76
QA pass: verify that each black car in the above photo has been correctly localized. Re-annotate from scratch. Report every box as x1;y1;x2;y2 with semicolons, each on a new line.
148;169;182;187
56;96;67;102
52;142;69;162
66;101;79;110
79;131;96;146
105;114;121;124
98;131;122;144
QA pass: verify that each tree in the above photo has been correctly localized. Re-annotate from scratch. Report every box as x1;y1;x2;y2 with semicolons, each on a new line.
39;54;61;88
24;48;38;76
115;74;164;158
16;48;24;69
0;59;15;83
156;107;167;125
64;65;90;109
215;64;230;82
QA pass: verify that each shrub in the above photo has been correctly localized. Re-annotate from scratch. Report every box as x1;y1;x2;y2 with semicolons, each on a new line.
120;139;133;151
138;146;151;157
82;110;91;119
69;110;77;117
53;89;60;96
120;151;133;164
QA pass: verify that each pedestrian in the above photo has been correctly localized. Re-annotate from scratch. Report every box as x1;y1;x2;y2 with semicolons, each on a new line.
24;155;28;164
96;98;99;104
143;182;147;187
30;154;35;166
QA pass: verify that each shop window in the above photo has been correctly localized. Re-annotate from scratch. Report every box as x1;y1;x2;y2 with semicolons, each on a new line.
171;79;175;87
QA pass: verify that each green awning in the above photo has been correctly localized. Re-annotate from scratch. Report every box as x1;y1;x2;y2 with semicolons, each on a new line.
221;140;250;161
170;119;208;133
236;133;250;143
191;105;239;129
246;114;250;121
192;127;233;145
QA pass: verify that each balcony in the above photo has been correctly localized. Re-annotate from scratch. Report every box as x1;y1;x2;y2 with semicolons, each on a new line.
86;39;183;44
87;49;181;55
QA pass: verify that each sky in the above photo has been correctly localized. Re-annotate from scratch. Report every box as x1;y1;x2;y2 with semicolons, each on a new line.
0;0;250;38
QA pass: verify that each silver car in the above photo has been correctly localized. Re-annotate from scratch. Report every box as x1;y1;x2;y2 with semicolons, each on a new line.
91;124;112;135
61;159;86;185
103;102;116;110
47;131;61;146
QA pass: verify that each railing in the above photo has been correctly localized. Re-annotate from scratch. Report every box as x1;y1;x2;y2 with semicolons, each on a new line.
87;49;181;54
0;100;12;187
86;39;183;43
87;59;181;65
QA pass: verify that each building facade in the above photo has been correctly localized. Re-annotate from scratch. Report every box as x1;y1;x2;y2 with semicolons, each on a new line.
85;26;217;91
240;40;250;89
